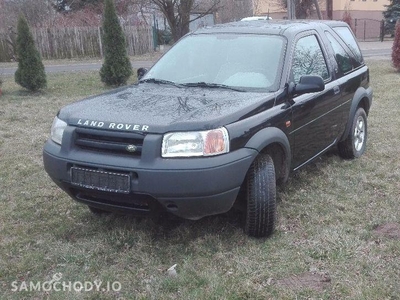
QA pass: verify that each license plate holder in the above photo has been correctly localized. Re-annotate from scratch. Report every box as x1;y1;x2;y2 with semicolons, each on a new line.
70;167;130;194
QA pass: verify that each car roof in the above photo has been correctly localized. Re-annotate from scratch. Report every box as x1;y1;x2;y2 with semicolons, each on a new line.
192;20;348;37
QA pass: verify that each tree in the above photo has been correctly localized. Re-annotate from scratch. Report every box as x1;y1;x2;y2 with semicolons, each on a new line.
151;0;220;42
392;20;400;71
0;0;55;60
14;15;47;91
53;0;102;12
216;0;253;23
278;0;322;19
100;0;132;86
1;0;55;28
383;0;400;36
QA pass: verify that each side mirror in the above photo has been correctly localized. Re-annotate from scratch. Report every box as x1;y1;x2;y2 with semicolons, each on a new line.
137;68;148;80
294;75;325;95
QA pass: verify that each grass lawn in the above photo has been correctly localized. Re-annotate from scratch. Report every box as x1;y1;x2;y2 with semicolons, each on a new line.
0;51;164;69
0;60;399;299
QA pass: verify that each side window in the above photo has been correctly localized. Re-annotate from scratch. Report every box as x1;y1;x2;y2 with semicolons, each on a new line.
333;26;363;63
325;31;353;74
292;35;329;84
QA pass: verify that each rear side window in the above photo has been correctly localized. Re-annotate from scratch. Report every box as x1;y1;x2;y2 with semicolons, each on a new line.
325;31;353;74
291;35;329;83
333;26;363;63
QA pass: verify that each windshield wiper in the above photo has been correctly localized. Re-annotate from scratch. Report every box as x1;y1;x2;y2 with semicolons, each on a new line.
139;78;183;88
182;82;245;92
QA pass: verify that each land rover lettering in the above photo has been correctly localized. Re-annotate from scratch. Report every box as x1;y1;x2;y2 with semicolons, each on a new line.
76;119;149;131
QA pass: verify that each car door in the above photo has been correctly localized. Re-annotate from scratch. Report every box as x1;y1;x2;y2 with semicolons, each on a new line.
323;29;365;136
289;32;343;169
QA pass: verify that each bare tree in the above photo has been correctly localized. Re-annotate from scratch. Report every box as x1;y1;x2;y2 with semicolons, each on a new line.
50;0;156;27
151;0;221;41
216;0;253;23
313;0;322;19
252;0;263;16
53;0;102;12
271;0;323;19
0;0;55;28
0;0;56;60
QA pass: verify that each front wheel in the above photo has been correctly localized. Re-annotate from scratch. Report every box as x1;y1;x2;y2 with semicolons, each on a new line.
244;154;276;238
338;107;368;159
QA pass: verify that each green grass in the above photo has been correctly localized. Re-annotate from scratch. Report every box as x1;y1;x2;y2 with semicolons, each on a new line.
0;61;399;299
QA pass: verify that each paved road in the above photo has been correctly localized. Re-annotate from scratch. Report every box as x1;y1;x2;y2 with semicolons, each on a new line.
359;40;392;58
0;41;393;76
363;48;392;58
0;60;155;76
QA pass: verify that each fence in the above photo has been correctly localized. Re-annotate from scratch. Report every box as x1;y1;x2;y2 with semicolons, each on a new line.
349;18;398;42
349;18;383;41
0;25;154;62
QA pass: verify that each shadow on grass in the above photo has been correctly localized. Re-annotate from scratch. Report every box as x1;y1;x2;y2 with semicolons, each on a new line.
50;201;247;253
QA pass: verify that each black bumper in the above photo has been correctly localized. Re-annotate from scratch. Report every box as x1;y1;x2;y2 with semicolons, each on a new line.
43;139;257;220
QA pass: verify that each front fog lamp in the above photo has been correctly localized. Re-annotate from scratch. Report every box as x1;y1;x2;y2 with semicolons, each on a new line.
162;127;230;158
50;116;67;145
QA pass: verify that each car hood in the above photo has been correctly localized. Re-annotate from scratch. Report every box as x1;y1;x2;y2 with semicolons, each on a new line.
59;83;275;134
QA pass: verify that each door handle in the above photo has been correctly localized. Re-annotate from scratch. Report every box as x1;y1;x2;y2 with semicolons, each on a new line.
333;86;340;95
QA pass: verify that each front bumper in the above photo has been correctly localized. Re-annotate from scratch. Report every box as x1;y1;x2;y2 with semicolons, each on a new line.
43;137;257;220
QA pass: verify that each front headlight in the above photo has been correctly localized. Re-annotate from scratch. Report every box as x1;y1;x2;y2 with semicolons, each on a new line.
162;127;230;158
51;116;67;145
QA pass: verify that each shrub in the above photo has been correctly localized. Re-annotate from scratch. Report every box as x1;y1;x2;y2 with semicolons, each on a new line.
14;15;47;91
100;0;132;86
392;20;400;71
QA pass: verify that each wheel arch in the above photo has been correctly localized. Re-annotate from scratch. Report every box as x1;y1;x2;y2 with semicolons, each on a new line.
340;86;372;142
245;127;291;184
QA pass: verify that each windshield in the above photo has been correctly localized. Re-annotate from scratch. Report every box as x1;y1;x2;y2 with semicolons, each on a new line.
142;33;286;91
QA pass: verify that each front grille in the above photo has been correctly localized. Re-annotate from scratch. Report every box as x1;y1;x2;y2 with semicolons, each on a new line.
74;127;145;156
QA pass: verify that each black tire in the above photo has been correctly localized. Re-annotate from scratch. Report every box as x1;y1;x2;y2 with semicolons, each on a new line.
244;154;276;238
338;107;368;159
88;206;109;215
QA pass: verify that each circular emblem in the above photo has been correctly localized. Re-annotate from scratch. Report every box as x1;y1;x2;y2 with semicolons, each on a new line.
126;144;137;153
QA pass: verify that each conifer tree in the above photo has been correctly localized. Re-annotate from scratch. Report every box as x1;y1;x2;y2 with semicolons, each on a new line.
383;0;400;36
100;0;132;86
392;20;400;71
15;15;47;91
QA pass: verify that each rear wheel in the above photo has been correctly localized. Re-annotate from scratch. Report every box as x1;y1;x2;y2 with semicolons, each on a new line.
244;154;276;238
338;107;368;159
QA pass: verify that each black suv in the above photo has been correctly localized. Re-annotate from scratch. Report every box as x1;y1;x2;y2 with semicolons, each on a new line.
43;20;372;237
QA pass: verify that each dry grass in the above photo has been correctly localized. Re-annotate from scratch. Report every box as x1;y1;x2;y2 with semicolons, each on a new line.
0;61;399;299
0;51;164;69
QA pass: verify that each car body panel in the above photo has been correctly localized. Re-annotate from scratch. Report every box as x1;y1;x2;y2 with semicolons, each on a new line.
43;20;372;220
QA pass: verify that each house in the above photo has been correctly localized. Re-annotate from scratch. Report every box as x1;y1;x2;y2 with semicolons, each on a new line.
253;0;390;40
327;0;389;20
254;0;390;21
